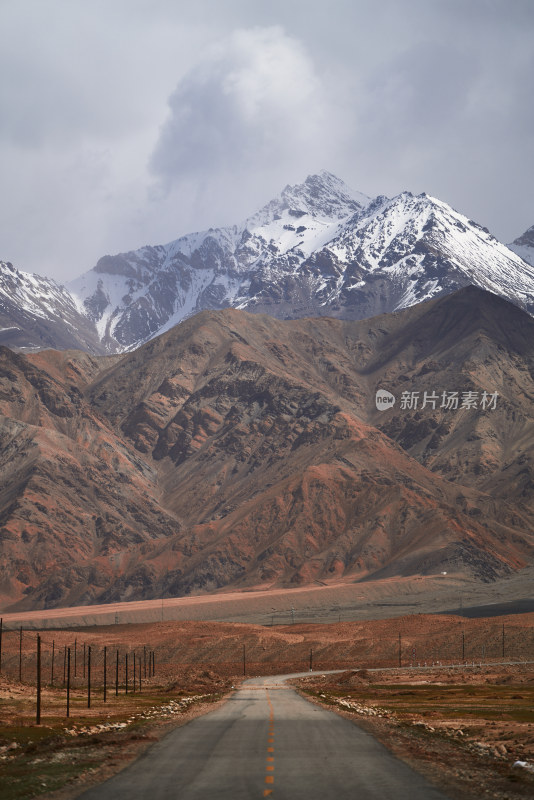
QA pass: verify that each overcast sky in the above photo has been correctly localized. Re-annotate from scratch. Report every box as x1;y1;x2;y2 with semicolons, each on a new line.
1;0;533;283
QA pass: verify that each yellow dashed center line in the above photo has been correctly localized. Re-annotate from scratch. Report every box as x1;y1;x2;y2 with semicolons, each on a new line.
264;689;275;796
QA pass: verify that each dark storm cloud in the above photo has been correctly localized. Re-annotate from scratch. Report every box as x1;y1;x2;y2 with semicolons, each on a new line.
0;0;533;281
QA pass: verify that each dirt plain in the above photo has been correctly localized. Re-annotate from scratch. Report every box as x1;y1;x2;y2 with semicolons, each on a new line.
0;611;534;799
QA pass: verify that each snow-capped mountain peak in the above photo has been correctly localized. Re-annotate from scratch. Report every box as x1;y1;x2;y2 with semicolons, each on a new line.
279;170;370;218
509;224;534;267
324;190;534;316
245;170;369;229
65;176;534;352
66;172;373;350
3;173;534;354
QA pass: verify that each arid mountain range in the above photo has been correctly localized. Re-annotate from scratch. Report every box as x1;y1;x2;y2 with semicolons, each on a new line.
1;172;534;354
1;285;534;612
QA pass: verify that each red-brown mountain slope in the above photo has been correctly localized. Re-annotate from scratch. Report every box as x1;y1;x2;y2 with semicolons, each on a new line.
1;286;534;610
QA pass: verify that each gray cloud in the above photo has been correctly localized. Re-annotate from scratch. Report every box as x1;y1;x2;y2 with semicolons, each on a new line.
0;1;533;282
152;29;322;177
147;27;344;234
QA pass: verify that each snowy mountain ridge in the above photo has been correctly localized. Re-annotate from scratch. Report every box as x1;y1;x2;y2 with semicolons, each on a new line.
2;171;534;354
0;260;104;352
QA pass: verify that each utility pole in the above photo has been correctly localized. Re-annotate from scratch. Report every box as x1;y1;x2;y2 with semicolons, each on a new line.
87;646;91;708
398;633;401;668
51;640;55;686
19;626;22;682
66;648;71;718
36;635;41;725
309;648;313;672
103;646;107;703
243;644;246;677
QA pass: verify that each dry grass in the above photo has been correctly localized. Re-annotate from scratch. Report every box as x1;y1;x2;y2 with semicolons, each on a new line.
0;668;235;800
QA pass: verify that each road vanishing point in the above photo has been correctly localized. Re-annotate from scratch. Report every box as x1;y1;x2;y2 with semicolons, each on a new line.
79;671;451;799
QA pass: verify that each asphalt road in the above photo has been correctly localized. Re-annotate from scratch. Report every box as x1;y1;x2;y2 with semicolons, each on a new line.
79;671;451;800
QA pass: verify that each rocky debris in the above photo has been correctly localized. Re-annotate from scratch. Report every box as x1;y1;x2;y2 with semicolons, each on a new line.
512;760;534;772
0;742;20;760
336;696;395;720
61;695;211;739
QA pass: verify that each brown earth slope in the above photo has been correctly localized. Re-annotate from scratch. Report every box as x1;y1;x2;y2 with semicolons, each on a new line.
1;286;534;611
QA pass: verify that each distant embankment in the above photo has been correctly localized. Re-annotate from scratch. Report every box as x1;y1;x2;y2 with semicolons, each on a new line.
2;573;532;630
0;577;452;630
